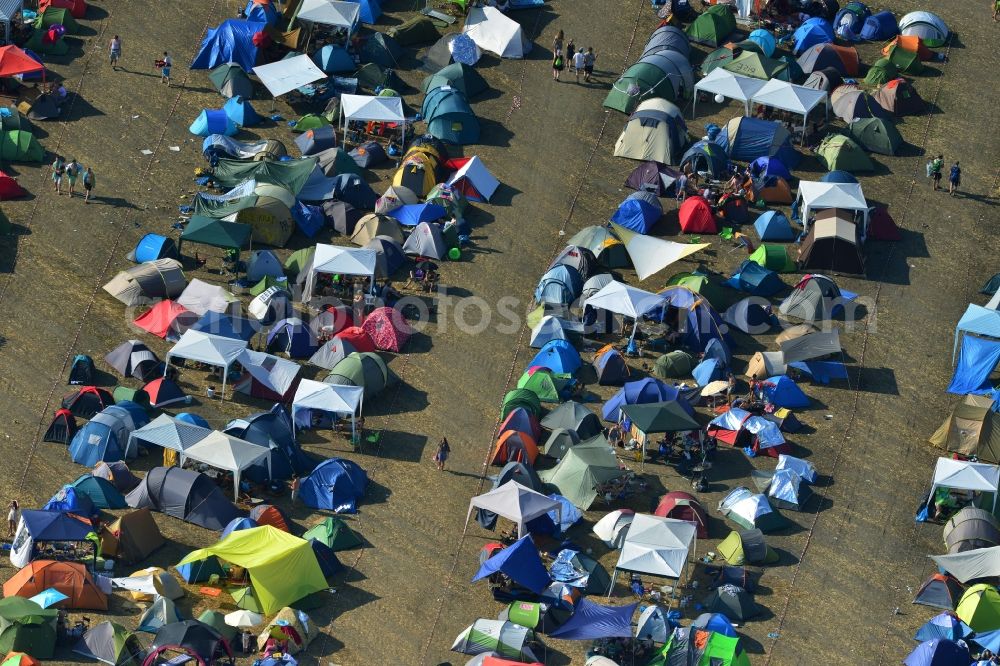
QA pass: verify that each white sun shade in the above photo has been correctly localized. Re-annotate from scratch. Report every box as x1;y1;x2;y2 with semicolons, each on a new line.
340;94;405;123
616;514;696;578
585;280;666;319
253;54;327;97
296;0;360;29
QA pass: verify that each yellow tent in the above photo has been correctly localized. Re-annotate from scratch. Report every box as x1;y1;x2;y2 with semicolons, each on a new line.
176;526;327;614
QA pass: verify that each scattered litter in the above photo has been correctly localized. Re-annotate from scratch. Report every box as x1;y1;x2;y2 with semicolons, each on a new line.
140;149;153;155
768;632;780;639
169;146;181;152
131;115;139;119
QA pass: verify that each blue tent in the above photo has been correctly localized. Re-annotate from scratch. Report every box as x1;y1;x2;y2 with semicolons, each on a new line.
763;375;810;408
310;538;344;578
692;358;723;386
529;339;582;375
535;265;583;306
388;203;447;227
133;234;177;263
221;517;258;539
472;535;551;593
792;17;834;54
754;211;794;241
189;311;258;342
750;156;792;180
225;405;315;481
602;378;693;421
300;458;369;513
703;337;731;368
903;639;969;666
788;360;848;383
292;201;325;238
223;96;262;127
176;413;209;427
747;28;776;57
190;20;265;71
266;317;319;358
657;285;732;354
725;260;784;297
610;193;662;234
692;612;738;637
834;2;871;40
69;403;149;467
43;485;97;517
330;173;378;210
914;612;973;642
314;44;356;73
189;109;238;137
70;475;127;510
820;170;858;184
861;11;898;40
177;555;227;583
679;140;729;179
344;0;381;23
422;86;479;145
549;599;638;640
244;0;279;25
716;118;800;168
969;629;1000;654
948;335;1000;395
19;510;94;543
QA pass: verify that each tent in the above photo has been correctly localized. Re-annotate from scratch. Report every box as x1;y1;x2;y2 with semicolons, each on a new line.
339;93;406;147
177;526;327;614
604;52;693;113
816;134;874;172
542;428;581;460
593;509;635;549
654;491;709;538
0;598;58;658
73;621;145;666
291;379;363;436
447;156;499;202
798;216;865;274
613;514;697;590
299;458;368;513
71;475;126;510
625;162;681;197
311;44;355;75
177;280;239;318
359;32;400;68
43;409;77;445
401;220;448;260
904;639;969;666
164;330;248;397
723;50;787;81
303;516;362;551
490;430;540;466
863;57;898;86
913;573;965;610
325;351;394;399
585;280;665;326
68;404;148;466
342;0;379;23
718;487;788;532
748;79;829;143
548;599;637;640
567;226;630;268
0;130;44;163
831;85;888;123
693;68;764;116
3;561;107;610
100;509;164;564
104;259;186;308
0;169;26;200
61;386;114;419
191;20;265;71
296;0;359;35
466;481;561;538
9;511;95;569
538;440;623;510
451;620;537;662
930;394;1000;463
679;140;729;180
717;528;776;565
252;54;326;99
125;466;244;530
953;304;1000;366
541;402;601;439
386;15;437;46
462;7;528;58
944;506;1000;554
792;16;833;54
423;63;488;100
795;180;869;228
141;377;187;408
652;627;750;666
753;211;794;242
530;315;581;349
778;274;843;323
224;406;312;481
294;128;338;159
33;6;80;33
610;192;662;234
222;95;261;128
535;266;584;307
105;340;161;381
956;584;1000;632
861;10;897;40
362;306;412;352
899;11;948;47
643;24;691;59
422;86;479;145
760;375;810;409
613;98;687;165
300;244;376;303
208;63;253;99
653;351;695;379
802;66;843;92
686;6;736;46
715;117;799;167
593;346;630;386
473;536;550;593
874;77;924;116
847;117;903;156
925;457;1000;515
700;585;760;622
725;260;784;297
266;317;318;358
797;43;860;76
143;621;233;666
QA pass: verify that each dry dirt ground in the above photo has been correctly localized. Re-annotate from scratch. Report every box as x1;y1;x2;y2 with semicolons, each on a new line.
0;0;996;664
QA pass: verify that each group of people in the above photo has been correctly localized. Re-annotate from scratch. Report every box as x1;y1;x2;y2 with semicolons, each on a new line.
551;30;597;83
51;155;96;201
928;154;962;195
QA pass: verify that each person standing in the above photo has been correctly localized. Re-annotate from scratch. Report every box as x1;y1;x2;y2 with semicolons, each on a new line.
552;29;564;56
433;437;451;471
51;155;65;194
289;475;300;505
949;161;961;196
109;35;122;70
552;49;564;81
675;171;688;202
930;154;944;191
160;52;172;86
83;166;96;203
572;48;586;83
566;38;576;71
583;47;597;83
65;158;79;197
7;500;19;538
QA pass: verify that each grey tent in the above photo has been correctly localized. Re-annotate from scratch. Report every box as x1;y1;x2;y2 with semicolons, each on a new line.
309;338;359;371
912;573;965;610
548;245;597;281
944;507;1000;554
701;584;760;622
73;621;146;666
778;274;843;321
294;126;337;156
637;50;695;101
422;62;489;99
209;63;253;99
365;235;406;279
103;259;187;307
360;33;401;68
314;146;363;177
581;273;614;302
324;200;363;235
778;329;841;363
593;346;630;385
797;217;865;274
125;466;244;530
802;66;842;92
349;141;387;168
642;25;691;59
613;98;688;165
540;401;602;439
543;428;580;459
137;596;182;633
196;610;238;642
106;340;161;381
492;461;543;492
351;213;404;246
402;221;448;260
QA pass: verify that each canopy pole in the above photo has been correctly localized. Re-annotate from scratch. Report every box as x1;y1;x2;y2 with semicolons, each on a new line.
607;569;619;599
801;108;809;145
234;470;240;501
221;365;228;400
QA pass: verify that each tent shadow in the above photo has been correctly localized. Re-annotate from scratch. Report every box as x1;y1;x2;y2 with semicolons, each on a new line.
709;447;759;482
89;367;119;388
364;429;428;463
372;380;430;416
866;226;928;286
85;5;110;19
477;118;514;148
853;365;900;395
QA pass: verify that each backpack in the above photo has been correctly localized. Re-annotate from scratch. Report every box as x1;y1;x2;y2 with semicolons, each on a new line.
553;55;563;68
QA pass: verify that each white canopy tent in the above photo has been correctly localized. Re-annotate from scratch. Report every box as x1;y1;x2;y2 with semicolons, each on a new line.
750;79;829;143
795;181;869;232
611;224;709;281
339;94;406;148
301;244;377;303
927;457;1000;512
296;0;360;45
585;280;667;342
177;279;240;316
164;330;248;399
693;69;765;117
465;481;561;538
253;54;327;100
463;6;528;59
292;379;364;437
182;431;271;500
610;514;697;597
126;413;213;460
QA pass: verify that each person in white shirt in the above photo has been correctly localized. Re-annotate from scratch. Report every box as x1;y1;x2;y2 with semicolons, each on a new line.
7;500;19;537
572;49;586;83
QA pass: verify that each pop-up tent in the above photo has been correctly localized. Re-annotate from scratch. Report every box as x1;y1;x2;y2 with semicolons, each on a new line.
692;68;764;116
292;379;363;435
125;466;244;530
899;11;948;47
10;510;95;568
926;457;1000;514
611;514;697;595
339;94;405;147
462;7;528;58
164;330;247;398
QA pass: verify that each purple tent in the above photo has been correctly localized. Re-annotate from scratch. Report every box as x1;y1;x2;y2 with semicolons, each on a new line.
548;599;638;640
602;378;693;422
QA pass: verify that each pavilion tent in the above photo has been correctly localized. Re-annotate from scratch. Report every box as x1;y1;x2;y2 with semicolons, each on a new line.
294;0;359;41
795;180;869;229
10;510;95;568
164;330;248;398
462;7;528;59
953;304;1000;363
749;79;829;143
253;54;326;102
301;244;376;303
127;413;212;464
292;379;363;435
926;458;1000;514
693;68;764;116
466;481;562;538
611;514;697;596
339;94;405;147
180;432;270;500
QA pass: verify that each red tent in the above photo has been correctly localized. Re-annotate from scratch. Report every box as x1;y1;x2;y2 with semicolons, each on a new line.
0;46;45;78
40;0;88;18
141;377;188;407
0;171;26;200
362;307;413;352
133;300;198;339
679;196;718;234
335;326;375;353
61;386;114;418
654;491;709;538
249;504;291;532
867;206;901;241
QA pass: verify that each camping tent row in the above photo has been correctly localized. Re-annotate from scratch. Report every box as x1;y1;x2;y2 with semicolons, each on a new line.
605;24;694;114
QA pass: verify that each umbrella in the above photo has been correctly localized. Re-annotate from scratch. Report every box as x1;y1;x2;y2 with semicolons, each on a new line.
701;379;730;397
225;609;264;627
29;587;69;608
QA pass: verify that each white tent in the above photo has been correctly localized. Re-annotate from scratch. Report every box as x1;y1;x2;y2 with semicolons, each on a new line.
750;79;829;143
610;224;709;281
795;181;869;231
234;349;301;399
301;244;377;302
182;431;271;499
253;54;327;98
177;279;240;316
465;481;561;538
339;94;406;147
296;0;359;31
593;509;635;549
693;69;765;116
928;457;1000;512
127;413;212;459
778;329;841;363
463;7;528;59
447;156;499;202
292;378;364;436
164;330;248;398
611;514;697;596
585;281;666;339
931;546;1000;583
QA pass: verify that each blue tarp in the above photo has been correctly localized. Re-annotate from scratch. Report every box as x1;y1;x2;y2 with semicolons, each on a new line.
310;538;344;578
534;265;583;306
314;44;356;73
788;360;848;384
954;304;1000;362
793;17;834;54
292;201;324;238
472;535;552;593
948;335;1000;395
725;260;784;297
610;197;662;234
548;599;638;640
20;509;94;542
189;109;237;137
43;486;97;517
300;458;369;513
754;211;794;241
388;203;448;227
191;20;266;72
529;339;582;375
602;378;692;421
763;375;810;408
223;96;262;127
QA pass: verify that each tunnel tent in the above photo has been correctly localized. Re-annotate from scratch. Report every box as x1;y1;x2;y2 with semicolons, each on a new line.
642;25;691;59
103;259;186;308
208;63;253;99
325;352;395;400
944;506;1000;554
715;117;800;168
125;466;243;530
692;68;764;116
422;86;479;145
423;62;489;99
636;51;694;101
614;98;688;166
462;6;528;59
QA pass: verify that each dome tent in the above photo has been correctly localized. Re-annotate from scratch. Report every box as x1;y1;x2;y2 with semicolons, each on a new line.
686;5;737;46
874;77;924;116
861;10;898;41
816;134;875;172
863;58;898;86
680;140;729;179
831;85;888;123
715;117;800;168
610;192;662;234
847;117;903;156
678;196;717;234
792;17;833;54
312;44;355;73
222;95;262;127
188;109;237;137
300;458;369;512
422;87;479;144
422;62;489;99
613;98;688;166
796;43;860;76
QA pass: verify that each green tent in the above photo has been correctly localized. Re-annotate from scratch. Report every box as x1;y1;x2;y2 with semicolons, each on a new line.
355;63;400;92
284;247;315;279
229;585;263;612
192;193;257;219
723;51;787;81
303;517;363;552
0;598;58;659
250;275;283;297
213;157;317;193
318;147;363;177
604;62;677;114
501;389;542;419
0;130;44;163
422;63;489;99
748;244;796;273
847;117;903;156
816;134;874;173
623;402;701;434
196;611;238;641
775;54;806;83
326;352;395;399
686;6;736;46
208;63;252;98
717;529;779;565
516;369;567;403
886;44;923;74
665;272;727;309
179;526;328;614
74;621;145;666
180;216;252;251
863;58;899;86
701;46;737;75
35;7;81;34
24;29;69;55
651;628;751;666
539;438;623;510
426;183;468;217
386;15;438;46
958;584;1000;632
654;350;695;379
293;113;331;133
505;601;541;630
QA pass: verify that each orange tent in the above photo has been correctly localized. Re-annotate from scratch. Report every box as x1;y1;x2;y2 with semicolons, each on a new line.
0;46;45;79
248;504;291;533
754;176;794;204
2;653;42;666
489;430;539;466
882;35;934;61
2;560;108;610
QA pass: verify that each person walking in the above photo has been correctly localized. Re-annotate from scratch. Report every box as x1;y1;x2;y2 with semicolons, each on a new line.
7;500;19;538
433;437;451;471
583;47;597;82
65;158;79;197
572;48;586;83
160;52;173;86
552;49;564;81
930;154;944;191
949;161;961;196
83;166;96;203
109;35;122;70
566;38;576;71
552;29;564;56
51;155;65;194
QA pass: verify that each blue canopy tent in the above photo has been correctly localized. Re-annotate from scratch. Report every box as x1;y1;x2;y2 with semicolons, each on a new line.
763;375;810;408
529;339;582;375
191;20;266;71
725;260;784;297
472;535;551;593
189;109;238;137
300;458;369;513
535;265;583;306
387;203;447;227
548;599;638;640
314;44;356;73
861;11;898;40
792;17;834;54
602;378;693;422
754;211;794;241
610;193;662;234
948;335;1000;395
223;96;262;127
132;234;178;263
344;0;381;24
953;304;1000;362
